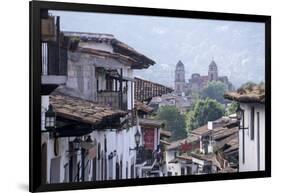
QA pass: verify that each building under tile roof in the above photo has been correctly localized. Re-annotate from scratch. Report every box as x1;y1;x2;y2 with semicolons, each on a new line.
63;31;155;69
135;101;154;114
160;129;172;138
224;83;265;104
50;94;127;127
134;77;174;102
166;135;199;151
139;118;165;128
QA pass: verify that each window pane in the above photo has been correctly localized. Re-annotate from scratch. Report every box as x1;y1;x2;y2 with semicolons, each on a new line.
251;107;255;140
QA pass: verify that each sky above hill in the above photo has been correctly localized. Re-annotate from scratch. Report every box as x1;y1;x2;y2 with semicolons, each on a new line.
50;10;265;88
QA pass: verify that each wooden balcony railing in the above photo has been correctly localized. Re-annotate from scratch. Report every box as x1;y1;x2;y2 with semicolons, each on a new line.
97;91;127;110
41;16;67;77
41;42;67;76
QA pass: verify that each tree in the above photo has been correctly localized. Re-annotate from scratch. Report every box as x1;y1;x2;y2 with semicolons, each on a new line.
157;106;187;140
225;101;238;116
239;81;257;90
201;81;226;104
186;98;225;131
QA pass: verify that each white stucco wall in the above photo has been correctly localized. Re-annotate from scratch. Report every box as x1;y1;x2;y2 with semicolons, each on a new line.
165;150;178;175
239;103;265;172
42;40;139;183
41;95;72;184
90;126;138;180
79;41;113;53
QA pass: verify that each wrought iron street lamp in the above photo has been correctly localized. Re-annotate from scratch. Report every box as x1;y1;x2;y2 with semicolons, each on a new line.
236;104;247;165
45;104;56;131
236;104;248;130
135;129;141;148
72;137;82;151
85;135;93;143
130;129;141;152
236;104;243;121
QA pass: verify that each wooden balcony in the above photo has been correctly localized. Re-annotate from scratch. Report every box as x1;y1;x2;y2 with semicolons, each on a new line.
41;41;67;95
97;91;127;110
40;14;67;95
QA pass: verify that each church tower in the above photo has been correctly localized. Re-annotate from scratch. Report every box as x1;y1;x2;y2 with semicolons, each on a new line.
175;60;186;95
208;59;218;81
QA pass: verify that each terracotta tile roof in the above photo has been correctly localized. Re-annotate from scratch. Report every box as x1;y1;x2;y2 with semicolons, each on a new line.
177;155;193;161
79;47;138;65
111;39;155;69
213;127;238;141
218;167;237;173
50;94;127;126
160;129;172;138
191;124;210;136
223;138;239;154
135;101;154;114
215;131;238;150
139;118;164;128
224;83;265;104
191;117;238;137
160;139;171;146
134;77;174;102
63;31;155;69
190;153;222;169
167;135;199;150
168;155;193;164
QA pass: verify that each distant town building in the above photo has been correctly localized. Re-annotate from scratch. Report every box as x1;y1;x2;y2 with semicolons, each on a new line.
149;93;192;114
163;116;239;176
174;59;234;96
174;60;186;96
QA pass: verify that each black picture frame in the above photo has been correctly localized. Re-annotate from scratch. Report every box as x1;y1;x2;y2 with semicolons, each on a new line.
30;1;271;192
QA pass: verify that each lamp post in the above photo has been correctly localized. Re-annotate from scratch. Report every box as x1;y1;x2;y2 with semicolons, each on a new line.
130;129;141;152
72;137;82;151
82;135;94;182
236;104;243;122
72;135;95;182
236;104;247;165
135;129;141;149
45;104;56;132
85;135;93;143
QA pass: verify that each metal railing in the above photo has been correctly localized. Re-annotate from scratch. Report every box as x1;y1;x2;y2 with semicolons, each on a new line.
41;42;68;76
97;91;127;110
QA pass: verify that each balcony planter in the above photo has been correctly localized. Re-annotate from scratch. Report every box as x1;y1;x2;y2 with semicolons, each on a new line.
61;35;71;49
69;37;80;51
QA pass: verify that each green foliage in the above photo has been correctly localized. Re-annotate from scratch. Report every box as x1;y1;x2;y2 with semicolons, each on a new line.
201;81;226;104
239;81;257;90
185;98;225;131
225;101;238;116
157;106;187;140
238;81;265;94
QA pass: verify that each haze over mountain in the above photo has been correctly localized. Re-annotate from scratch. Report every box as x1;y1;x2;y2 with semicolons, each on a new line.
51;10;265;88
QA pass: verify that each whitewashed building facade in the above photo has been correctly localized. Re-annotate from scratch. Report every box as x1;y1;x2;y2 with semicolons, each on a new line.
40;11;175;183
224;84;265;172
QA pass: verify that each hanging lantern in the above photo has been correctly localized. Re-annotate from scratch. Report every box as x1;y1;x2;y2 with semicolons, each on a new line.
45;104;56;131
85;135;93;143
135;129;141;148
72;137;82;151
236;104;243;121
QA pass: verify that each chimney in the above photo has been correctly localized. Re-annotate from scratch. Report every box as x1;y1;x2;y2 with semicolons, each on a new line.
208;121;213;130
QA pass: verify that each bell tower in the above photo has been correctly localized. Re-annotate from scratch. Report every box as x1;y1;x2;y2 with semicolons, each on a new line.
208;59;218;81
175;60;185;95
